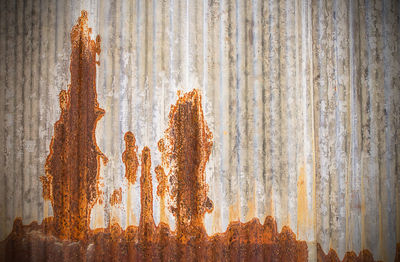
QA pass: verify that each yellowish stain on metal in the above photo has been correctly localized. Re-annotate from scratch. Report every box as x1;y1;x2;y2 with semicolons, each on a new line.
126;184;137;226
159;194;167;224
297;164;311;239
212;205;222;233
246;191;256;222
229;200;240;222
92;202;105;229
43;199;51;218
110;206;121;226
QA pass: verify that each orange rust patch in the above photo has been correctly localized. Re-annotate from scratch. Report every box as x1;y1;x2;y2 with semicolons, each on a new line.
42;10;107;240
122;131;139;185
159;89;214;240
110;188;122;206
39;174;53;201
155;165;168;223
139;147;155;229
138;146;155;260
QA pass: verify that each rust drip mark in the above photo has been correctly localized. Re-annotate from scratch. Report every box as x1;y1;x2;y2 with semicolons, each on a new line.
123;131;139;184
41;10;107;240
159;89;214;240
139;146;155;261
110;188;122;206
139;147;155;230
155;165;168;224
123;131;139;226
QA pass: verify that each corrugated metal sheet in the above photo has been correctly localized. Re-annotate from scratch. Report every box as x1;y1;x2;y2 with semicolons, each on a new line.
0;0;399;261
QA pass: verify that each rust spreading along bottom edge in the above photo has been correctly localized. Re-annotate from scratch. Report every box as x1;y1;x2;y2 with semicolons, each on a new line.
0;217;392;262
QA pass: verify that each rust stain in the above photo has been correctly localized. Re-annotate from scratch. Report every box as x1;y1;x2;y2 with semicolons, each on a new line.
155;164;168;224
246;192;256;222
40;10;107;240
317;243;377;262
0;10;384;262
297;164;311;238
139;147;155;231
228;200;240;222
123;131;139;226
39;173;53;201
1;216;313;262
158;89;214;240
396;243;400;262
123;131;139;185
138;146;155;261
110;188;122;206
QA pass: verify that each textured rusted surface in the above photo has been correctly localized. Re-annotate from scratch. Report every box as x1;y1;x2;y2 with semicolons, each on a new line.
155;164;168;224
1;216;311;262
110;188;122;206
316;243;377;262
123;131;139;185
159;89;214;240
39;174;52;201
139;148;155;229
40;10;107;240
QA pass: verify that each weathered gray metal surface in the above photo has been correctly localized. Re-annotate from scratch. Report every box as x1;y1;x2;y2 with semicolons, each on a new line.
0;0;399;261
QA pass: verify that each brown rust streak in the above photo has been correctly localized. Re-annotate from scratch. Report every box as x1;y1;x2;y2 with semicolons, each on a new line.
316;243;379;262
155;165;168;224
110;188;122;206
139;146;155;261
41;10;107;240
123;131;139;185
39;174;53;201
159;89;214;241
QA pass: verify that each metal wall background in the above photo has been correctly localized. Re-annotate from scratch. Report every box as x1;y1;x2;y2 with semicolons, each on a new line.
0;0;399;261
